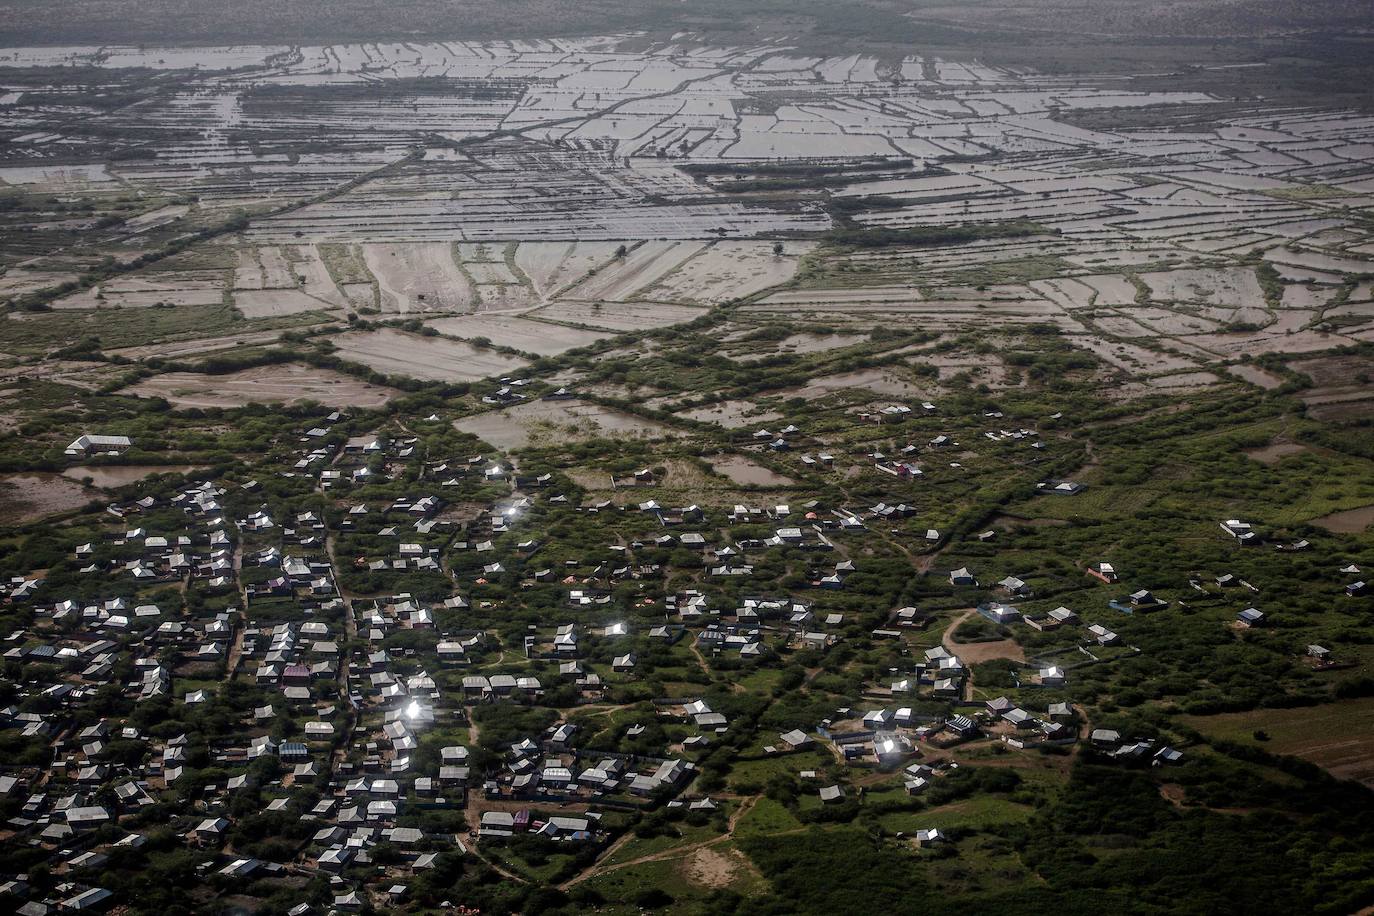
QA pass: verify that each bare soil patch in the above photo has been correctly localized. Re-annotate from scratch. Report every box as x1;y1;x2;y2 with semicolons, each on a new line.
1243;442;1310;465
684;846;741;890
943;609;1026;664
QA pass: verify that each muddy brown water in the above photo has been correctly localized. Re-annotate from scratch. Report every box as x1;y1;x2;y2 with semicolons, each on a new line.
1311;505;1374;534
62;465;203;488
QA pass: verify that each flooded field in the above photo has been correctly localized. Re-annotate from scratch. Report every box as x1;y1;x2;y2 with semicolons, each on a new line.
528;301;707;333
424;316;607;356
331;329;527;382
710;455;795;487
679;401;782;429
454;398;673;451
1229;365;1286;389
0;37;1371;394
62;465;203;488
781;368;928;401
1310;504;1374;534
734;333;866;358
123;363;399;408
0;473;93;522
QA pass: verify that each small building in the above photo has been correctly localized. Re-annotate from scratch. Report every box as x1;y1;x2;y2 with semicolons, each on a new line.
65;434;132;457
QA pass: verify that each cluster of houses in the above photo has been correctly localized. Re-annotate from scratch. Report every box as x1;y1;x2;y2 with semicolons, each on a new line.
1;379;1365;913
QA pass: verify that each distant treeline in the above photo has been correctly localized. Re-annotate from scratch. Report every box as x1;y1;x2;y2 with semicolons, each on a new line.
680;157;915;178
245;77;529;101
824;220;1050;249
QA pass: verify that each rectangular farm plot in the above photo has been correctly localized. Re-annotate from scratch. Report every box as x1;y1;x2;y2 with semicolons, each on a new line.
526;300;706;332
1141;267;1265;306
122;363;400;409
638;241;815;304
561;241;707;302
54;273;225;309
454;398;673;450
424;316;608;355
234;289;340;319
361;243;477;313
513;241;623;299
331;328;527;381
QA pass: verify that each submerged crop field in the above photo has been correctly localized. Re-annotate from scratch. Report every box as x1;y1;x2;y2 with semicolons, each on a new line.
1;10;1374;916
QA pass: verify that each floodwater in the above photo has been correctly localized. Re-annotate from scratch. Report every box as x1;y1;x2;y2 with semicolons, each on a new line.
62;465;203;488
454;398;672;450
1311;505;1374;534
710;456;794;487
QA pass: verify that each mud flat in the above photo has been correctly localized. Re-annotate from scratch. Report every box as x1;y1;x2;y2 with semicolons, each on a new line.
234;289;336;318
123;363;399;408
780;368;927;401
513;241;622;299
735;333;865;357
710;455;794;487
1229;365;1285;389
331;328;527;382
424;316;607;355
62;465;203;488
0;473;93;523
362;243;476;313
1310;504;1374;534
54;275;225;309
527;301;705;332
642;241;814;304
106;329;310;361
1142;267;1263;306
454;398;673;450
679;401;782;429
562;241;707;301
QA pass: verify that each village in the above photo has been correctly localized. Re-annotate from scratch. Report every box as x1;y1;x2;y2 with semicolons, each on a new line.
0;12;1373;916
2;306;1372;914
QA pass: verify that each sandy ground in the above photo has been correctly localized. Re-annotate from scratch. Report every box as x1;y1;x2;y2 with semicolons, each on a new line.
1243;442;1311;465
684;846;742;889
